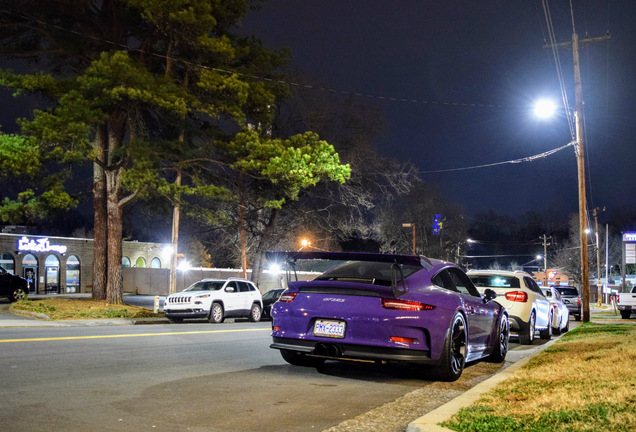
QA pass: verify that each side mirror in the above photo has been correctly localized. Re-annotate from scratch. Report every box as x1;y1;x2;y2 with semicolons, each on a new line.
225;286;236;293
483;288;497;303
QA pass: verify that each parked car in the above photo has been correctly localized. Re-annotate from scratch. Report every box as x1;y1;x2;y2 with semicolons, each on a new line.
164;278;262;323
262;288;285;319
617;285;636;319
268;251;509;382
541;286;570;334
467;270;552;345
0;266;29;302
555;286;582;321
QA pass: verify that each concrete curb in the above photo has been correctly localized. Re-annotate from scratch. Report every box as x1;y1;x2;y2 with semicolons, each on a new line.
406;337;560;432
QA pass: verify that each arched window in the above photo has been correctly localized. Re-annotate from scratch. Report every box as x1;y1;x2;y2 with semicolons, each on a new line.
65;255;80;293
0;252;15;273
150;257;161;268
22;254;38;293
135;257;146;268
122;256;131;267
45;255;60;294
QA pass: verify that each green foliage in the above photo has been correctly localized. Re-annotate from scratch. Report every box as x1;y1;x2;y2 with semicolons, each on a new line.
0;134;41;177
229;130;351;208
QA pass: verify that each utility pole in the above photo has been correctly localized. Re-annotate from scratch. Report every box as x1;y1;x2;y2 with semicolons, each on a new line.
542;234;551;286
593;207;606;306
545;31;610;322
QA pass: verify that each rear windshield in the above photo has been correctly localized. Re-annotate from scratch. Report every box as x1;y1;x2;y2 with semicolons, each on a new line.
314;261;421;286
556;287;579;296
468;275;520;289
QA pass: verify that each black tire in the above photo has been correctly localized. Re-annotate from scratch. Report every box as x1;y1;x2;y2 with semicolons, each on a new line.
208;302;225;323
487;313;509;363
552;314;562;336
280;349;325;367
562;317;569;332
10;287;28;302
430;313;467;382
249;303;262;322
575;314;581;321
620;310;632;319
167;317;183;324
539;311;552;340
518;312;535;345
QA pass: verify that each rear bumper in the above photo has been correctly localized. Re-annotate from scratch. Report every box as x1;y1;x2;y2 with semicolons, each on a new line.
270;336;435;364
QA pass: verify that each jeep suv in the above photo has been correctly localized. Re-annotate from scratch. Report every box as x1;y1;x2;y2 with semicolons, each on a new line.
164;278;262;323
555;286;581;321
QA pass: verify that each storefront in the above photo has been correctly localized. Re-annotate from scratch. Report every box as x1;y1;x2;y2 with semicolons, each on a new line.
0;230;171;295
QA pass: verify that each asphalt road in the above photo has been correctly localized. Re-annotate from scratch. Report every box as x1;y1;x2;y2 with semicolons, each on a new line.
0;298;559;432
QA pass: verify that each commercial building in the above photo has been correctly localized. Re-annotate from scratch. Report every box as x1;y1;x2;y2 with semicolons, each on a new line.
0;228;170;295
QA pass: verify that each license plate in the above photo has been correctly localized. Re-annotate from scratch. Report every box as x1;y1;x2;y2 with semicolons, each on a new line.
313;319;346;338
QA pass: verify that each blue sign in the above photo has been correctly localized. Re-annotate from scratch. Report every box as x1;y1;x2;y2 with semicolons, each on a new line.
433;214;443;235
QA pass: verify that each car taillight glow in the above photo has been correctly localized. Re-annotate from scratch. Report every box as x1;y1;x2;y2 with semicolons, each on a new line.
278;292;298;303
390;336;416;343
504;291;528;302
577;298;581;306
381;298;435;311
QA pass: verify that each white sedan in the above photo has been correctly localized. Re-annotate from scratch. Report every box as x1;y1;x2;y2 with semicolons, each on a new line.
542;286;570;334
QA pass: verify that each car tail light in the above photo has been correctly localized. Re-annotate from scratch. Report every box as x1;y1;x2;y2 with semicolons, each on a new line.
577;298;581;306
390;336;416;343
278;292;298;303
504;291;528;302
381;298;435;311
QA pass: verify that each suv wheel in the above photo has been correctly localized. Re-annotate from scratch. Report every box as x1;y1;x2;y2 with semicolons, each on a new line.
10;287;28;302
249;303;262;322
209;302;225;323
518;312;535;345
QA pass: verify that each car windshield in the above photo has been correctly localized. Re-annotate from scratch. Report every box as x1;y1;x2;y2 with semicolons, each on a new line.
184;280;225;291
469;275;521;289
262;289;282;300
556;287;579;296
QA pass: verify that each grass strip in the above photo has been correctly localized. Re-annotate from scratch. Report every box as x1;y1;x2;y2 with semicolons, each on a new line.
441;322;636;432
10;298;162;320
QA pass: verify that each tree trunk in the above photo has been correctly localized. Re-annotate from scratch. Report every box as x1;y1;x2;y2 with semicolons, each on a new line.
92;125;108;300
106;168;124;304
250;208;279;287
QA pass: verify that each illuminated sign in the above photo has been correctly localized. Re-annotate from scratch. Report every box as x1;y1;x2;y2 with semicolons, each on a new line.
623;232;636;242
17;236;67;254
433;214;443;235
548;271;558;280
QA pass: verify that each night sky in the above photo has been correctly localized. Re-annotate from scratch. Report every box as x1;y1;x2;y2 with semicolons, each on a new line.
240;1;636;218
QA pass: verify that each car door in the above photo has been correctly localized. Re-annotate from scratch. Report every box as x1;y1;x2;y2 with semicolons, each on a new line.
446;268;497;358
222;281;243;312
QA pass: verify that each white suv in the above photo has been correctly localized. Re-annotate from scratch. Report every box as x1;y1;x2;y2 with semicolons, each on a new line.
164;278;263;323
467;270;552;345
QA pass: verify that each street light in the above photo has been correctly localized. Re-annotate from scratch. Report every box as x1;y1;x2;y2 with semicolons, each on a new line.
402;223;415;255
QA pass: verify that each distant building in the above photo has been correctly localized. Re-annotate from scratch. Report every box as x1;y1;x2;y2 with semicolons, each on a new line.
532;268;571;287
0;231;170;294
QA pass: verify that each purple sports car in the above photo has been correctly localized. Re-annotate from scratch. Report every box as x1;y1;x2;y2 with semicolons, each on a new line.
268;251;509;381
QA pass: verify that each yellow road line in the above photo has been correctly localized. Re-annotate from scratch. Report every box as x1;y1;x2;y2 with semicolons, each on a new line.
0;328;270;343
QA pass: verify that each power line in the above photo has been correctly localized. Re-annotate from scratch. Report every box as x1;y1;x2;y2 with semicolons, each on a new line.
0;8;527;111
419;140;575;174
